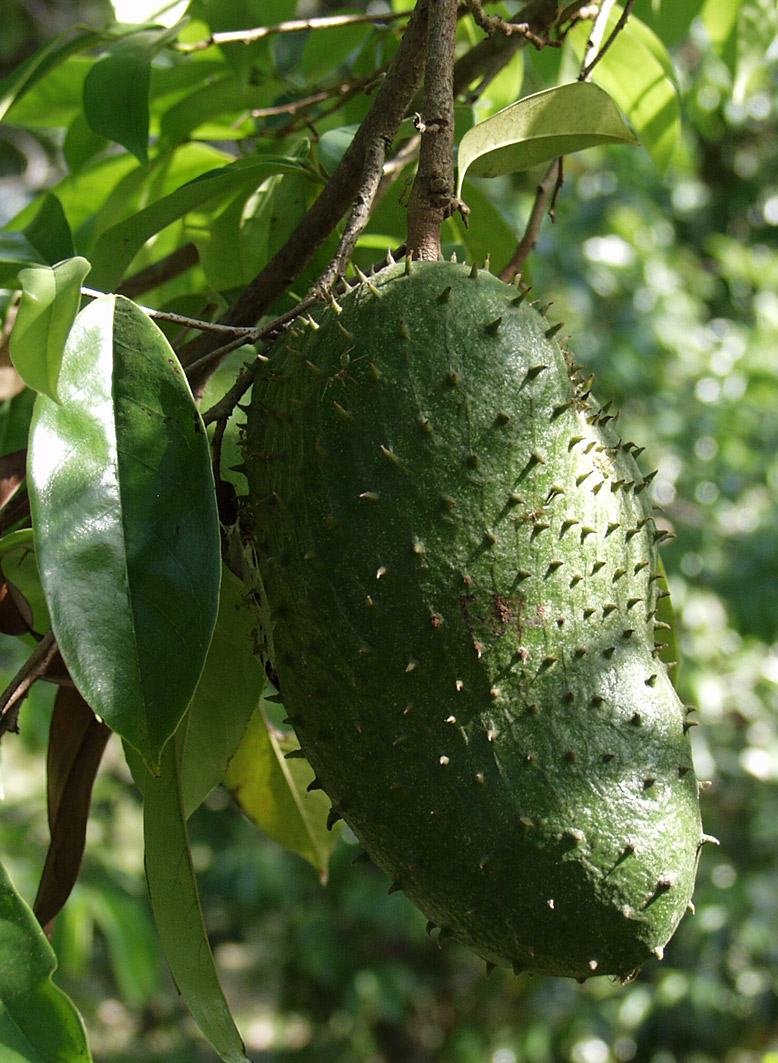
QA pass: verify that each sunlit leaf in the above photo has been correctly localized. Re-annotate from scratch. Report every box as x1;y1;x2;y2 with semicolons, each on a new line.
225;700;341;881
0;860;92;1062
142;732;252;1063
28;295;220;771
456;82;638;196
564;8;681;173
88;154;319;290
11;258;91;402
0;30;101;123
700;0;741;74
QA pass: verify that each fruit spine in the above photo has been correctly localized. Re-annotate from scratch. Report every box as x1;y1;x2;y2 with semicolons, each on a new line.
243;259;707;980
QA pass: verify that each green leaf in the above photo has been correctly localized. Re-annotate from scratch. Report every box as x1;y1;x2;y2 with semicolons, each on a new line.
0;860;92;1062
0;233;46;291
0;390;36;464
28;295;220;771
83;884;163;1009
178;566;266;818
82;24;185;165
564;9;681;174
11;257;91;402
22;195;75;266
158;73;267;148
63;113;110;175
634;0;704;47
225;700;341;881
444;179;520;278
318;125;360;176
700;0;741;73
142;732;252;1063
0;30;100;123
88;154;319;291
0;530;49;637
456;82;639;196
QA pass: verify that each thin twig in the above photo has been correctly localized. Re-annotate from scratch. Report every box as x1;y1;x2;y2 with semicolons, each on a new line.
176;11;410;51
0;629;59;740
466;0;561;49
251;73;379;121
179;0;430;398
499;158;562;282
202;364;256;428
187;295;320;382
81;288;258;339
579;0;633;81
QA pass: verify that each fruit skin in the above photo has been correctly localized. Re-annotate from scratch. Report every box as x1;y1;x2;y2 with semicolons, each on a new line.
243;259;705;980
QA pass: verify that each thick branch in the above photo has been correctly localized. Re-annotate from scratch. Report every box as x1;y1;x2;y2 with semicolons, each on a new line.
406;0;460;260
181;0;429;395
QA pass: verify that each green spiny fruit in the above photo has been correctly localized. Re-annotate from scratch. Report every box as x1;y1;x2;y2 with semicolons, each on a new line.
243;259;706;981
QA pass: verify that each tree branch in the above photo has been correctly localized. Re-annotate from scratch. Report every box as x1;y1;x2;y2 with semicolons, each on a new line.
406;0;460;260
179;0;430;396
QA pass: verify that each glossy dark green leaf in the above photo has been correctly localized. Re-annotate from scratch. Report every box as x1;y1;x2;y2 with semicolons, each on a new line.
0;860;92;1062
142;731;252;1063
11;257;91;402
88;154;319;290
82;24;185;164
28;295;220;770
456;82;639;196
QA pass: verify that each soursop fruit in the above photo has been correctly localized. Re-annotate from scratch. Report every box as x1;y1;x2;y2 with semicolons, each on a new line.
243;258;707;980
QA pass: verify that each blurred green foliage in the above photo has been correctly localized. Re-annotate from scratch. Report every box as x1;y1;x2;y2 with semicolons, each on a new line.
2;1;778;1061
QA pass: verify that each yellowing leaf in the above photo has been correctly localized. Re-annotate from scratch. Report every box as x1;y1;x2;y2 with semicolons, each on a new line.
225;701;340;881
